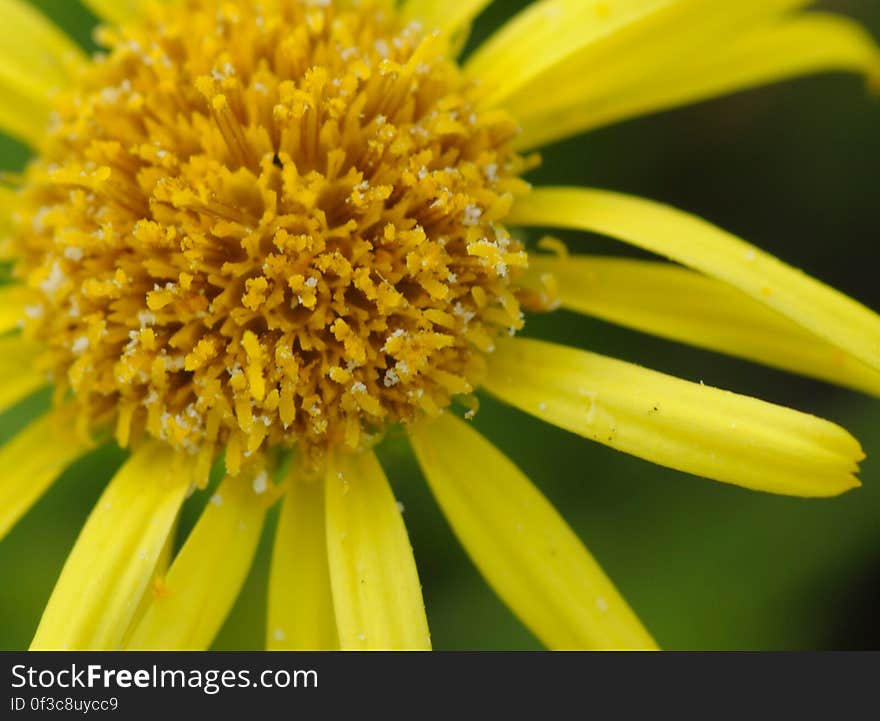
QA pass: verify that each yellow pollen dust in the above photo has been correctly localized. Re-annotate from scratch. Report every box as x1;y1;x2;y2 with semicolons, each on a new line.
9;0;532;477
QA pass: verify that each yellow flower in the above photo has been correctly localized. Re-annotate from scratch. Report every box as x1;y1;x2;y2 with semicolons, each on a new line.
1;0;879;651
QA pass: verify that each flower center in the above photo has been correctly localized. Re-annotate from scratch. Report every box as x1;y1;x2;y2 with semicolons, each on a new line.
11;0;531;474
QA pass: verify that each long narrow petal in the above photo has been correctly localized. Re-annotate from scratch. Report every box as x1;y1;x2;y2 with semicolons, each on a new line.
483;337;863;497
0;186;16;258
121;513;179;648
0;185;13;224
31;444;194;650
0;0;84;145
0;82;52;147
268;477;338;650
0;0;84;93
467;0;811;109
410;413;656;650
82;0;151;25
0;408;91;542
467;0;671;103
325;451;431;650
0;285;28;334
125;473;268;650
511;12;880;148
403;0;492;44
509;188;880;378
527;255;880;397
0;337;48;413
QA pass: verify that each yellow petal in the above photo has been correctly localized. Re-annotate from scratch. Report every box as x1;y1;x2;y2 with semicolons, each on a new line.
469;1;811;106
0;186;16;257
0;336;47;413
31;444;193;650
0;285;29;334
325;451;431;650
410;413;656;650
467;0;670;104
527;255;880;397
125;472;268;650
0;185;13;223
0;82;51;147
403;0;492;49
0;408;90;542
121;512;178;648
0;0;84;145
510;11;880;148
0;0;83;93
484;337;863;498
510;187;880;380
82;0;151;25
268;476;338;650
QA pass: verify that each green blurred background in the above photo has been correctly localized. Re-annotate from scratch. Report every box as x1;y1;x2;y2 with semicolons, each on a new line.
2;0;880;650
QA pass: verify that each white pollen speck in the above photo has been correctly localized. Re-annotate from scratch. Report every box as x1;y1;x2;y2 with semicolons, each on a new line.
24;305;44;319
166;355;185;371
64;246;84;261
272;628;286;642
72;335;90;354
252;471;268;494
39;261;66;295
210;493;223;506
31;206;51;232
305;276;318;288
596;597;609;613
744;249;756;261
463;204;483;226
538;402;548;411
351;381;367;394
453;302;475;323
396;501;405;513
381;328;407;351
